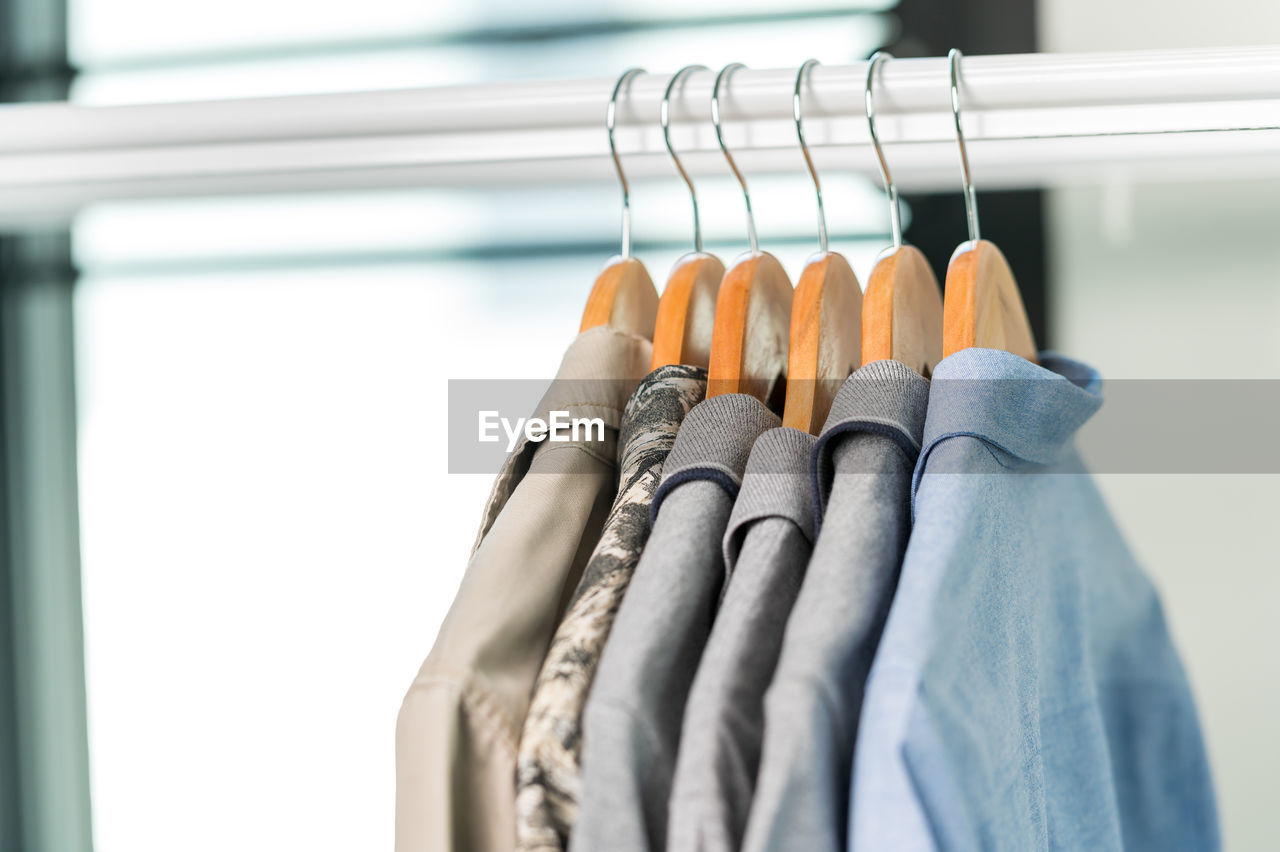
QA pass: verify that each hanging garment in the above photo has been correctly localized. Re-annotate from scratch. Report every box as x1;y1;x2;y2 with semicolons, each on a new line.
395;326;652;852
743;359;929;852
571;393;779;852
514;364;708;852
666;425;817;852
849;349;1218;852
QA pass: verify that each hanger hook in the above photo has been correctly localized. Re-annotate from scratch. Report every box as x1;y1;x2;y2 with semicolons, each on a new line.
794;59;828;255
608;67;645;259
662;65;708;254
711;62;759;255
948;49;980;242
865;51;903;249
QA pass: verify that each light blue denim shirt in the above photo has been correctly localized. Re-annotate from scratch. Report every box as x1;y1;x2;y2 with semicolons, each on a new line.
850;349;1218;852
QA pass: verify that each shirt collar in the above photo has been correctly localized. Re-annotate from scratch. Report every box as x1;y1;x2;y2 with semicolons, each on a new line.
919;348;1102;471
722;426;817;573
530;325;655;432
810;359;931;535
651;392;780;524
473;326;652;554
617;364;707;477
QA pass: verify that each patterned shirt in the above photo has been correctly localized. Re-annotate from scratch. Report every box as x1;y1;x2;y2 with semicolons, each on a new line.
514;364;707;852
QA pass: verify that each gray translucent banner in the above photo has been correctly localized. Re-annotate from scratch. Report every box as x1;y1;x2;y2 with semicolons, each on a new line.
447;378;1280;474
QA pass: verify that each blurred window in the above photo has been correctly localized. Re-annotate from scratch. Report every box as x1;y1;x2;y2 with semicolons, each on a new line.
69;6;898;850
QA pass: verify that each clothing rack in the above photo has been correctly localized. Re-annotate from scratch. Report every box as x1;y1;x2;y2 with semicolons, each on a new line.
3;46;1280;224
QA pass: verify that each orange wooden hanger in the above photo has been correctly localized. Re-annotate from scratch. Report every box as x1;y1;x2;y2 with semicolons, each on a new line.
579;68;659;339
782;60;862;434
651;65;724;370
941;50;1036;363
706;63;793;404
654;256;724;369
860;52;943;377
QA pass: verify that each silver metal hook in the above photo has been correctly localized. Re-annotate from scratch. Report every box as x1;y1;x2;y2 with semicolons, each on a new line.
948;49;981;242
865;51;903;249
711;62;759;255
608;67;645;258
662;65;708;254
793;58;828;254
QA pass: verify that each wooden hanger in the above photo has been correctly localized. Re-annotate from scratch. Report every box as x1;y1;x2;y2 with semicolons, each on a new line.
706;63;793;404
579;257;658;338
708;252;793;402
651;65;723;369
860;53;943;376
941;50;1036;363
862;246;943;374
782;60;862;434
943;240;1035;360
579;68;659;339
785;253;860;432
653;253;723;368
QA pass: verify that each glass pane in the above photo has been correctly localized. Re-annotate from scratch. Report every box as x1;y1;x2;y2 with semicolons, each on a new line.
73;15;892;103
72;180;902;273
75;258;588;851
71;0;893;68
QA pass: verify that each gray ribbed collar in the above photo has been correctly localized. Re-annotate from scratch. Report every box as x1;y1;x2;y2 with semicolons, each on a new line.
722;426;818;573
811;359;930;533
650;393;780;524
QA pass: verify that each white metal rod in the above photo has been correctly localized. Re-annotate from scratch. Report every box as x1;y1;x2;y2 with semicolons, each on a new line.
1;46;1280;224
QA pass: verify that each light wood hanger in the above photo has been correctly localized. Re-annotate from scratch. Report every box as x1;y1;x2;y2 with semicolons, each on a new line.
651;65;723;370
579;257;658;338
653;254;724;369
579;68;659;339
862;247;943;374
941;50;1036;363
706;63;793;404
782;60;862;434
709;253;793;403
860;52;943;376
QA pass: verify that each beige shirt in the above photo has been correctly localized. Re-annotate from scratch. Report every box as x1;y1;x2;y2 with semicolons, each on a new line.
396;326;652;852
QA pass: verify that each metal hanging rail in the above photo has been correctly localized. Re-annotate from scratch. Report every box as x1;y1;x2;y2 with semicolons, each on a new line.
1;46;1279;223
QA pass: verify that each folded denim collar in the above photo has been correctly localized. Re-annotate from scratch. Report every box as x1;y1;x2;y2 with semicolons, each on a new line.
911;348;1103;500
